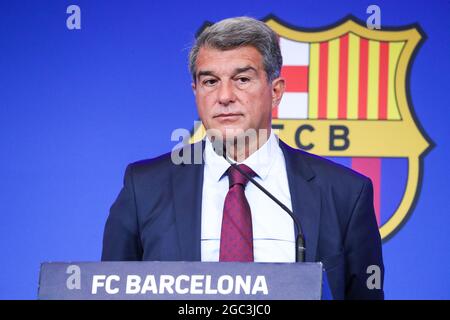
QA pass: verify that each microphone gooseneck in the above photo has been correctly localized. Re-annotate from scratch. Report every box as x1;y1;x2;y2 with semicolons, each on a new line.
221;151;306;263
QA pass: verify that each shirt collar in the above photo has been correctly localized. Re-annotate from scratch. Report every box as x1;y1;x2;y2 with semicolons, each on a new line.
204;131;280;182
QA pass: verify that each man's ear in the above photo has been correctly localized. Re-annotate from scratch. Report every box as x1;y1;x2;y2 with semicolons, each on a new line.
191;82;197;96
271;77;285;108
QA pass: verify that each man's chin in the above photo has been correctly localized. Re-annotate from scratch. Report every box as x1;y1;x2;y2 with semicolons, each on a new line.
219;129;249;142
206;125;269;140
224;130;266;146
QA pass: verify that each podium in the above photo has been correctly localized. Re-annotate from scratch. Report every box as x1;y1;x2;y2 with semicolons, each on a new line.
38;261;332;300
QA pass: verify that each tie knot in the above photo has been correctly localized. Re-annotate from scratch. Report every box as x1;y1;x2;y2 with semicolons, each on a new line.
227;164;256;188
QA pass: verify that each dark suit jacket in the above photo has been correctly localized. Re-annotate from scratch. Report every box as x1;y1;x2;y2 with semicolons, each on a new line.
102;140;384;300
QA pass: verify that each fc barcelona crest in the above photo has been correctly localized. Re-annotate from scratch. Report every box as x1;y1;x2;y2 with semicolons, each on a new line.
190;16;432;241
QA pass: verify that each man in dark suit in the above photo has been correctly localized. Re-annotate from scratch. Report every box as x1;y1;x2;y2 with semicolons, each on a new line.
102;16;384;300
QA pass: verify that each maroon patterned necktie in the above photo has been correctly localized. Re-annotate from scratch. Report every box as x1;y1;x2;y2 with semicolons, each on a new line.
219;164;256;262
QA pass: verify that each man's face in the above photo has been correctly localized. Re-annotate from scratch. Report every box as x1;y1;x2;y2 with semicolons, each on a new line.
192;45;285;142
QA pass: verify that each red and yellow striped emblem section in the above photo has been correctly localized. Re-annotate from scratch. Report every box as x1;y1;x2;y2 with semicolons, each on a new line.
190;18;430;241
265;18;430;240
308;34;403;120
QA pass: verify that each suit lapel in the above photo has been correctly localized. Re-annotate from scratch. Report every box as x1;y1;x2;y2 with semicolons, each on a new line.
170;139;321;262
171;142;204;261
279;140;321;262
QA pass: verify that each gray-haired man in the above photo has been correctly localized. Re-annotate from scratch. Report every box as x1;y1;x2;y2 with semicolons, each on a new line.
102;16;384;300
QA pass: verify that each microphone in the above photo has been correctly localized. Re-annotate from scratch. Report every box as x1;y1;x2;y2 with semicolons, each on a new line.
216;142;306;263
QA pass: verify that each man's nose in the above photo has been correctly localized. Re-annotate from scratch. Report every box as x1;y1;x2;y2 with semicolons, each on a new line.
217;81;236;106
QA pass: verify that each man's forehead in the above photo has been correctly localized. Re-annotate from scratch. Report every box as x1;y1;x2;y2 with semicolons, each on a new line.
196;46;264;73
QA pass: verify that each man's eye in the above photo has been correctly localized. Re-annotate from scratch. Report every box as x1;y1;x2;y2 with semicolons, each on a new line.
237;77;250;84
203;79;217;86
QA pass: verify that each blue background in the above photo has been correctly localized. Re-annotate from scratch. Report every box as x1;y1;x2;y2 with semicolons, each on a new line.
0;0;449;299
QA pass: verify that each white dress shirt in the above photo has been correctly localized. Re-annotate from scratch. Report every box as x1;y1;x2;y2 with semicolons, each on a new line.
201;132;295;262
